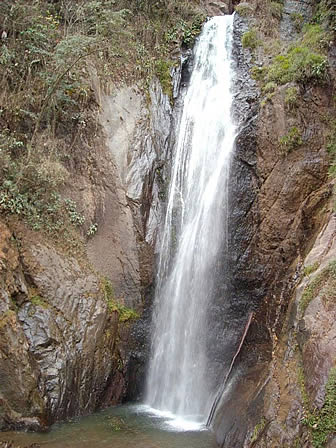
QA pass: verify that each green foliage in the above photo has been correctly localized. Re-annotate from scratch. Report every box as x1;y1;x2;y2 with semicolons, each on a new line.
327;120;336;178
155;59;173;97
260;24;329;87
251;66;267;81
270;2;284;20
181;16;205;47
0;149;87;236
30;295;49;308
302;368;336;448
242;28;260;50
251;417;267;443
0;0;205;243
87;223;98;237
291;13;304;32
266;47;328;85
262;81;277;94
301;24;330;51
285;86;299;110
304;262;320;276
300;260;336;314
101;278;139;322
279;127;303;153
235;4;254;17
64;199;85;226
313;0;336;34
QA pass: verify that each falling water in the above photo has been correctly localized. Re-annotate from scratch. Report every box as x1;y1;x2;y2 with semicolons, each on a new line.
145;15;236;427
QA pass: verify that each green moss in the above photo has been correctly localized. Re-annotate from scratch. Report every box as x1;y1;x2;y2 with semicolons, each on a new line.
279;127;303;153
155;59;173;98
251;417;267;443
30;295;49;308
302;368;336;448
304;262;320;276
101;278;139;322
300;260;336;314
327;120;336;178
242;28;260;50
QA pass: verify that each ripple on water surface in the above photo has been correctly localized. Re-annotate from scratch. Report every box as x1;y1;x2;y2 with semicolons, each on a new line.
0;405;216;448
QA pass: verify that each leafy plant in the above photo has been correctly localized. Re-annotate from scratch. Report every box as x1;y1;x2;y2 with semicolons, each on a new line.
300;260;336;314
302;368;336;448
304;262;320;276
235;4;254;17
87;223;98;237
101;278;139;322
242;28;260;50
291;13;304;32
270;2;284;20
279;127;303;153
251;417;267;443
285;86;299;110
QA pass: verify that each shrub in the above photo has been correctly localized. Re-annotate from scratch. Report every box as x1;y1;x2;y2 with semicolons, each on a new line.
101;278;139;322
262;81;277;94
270;2;283;20
279;127;302;153
242;28;260;50
285;86;299;109
266;47;328;85
303;368;336;448
235;4;254;17
300;260;336;313
291;13;304;32
155;59;172;97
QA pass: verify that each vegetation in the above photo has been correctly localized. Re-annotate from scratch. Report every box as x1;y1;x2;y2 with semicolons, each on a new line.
101;278;139;322
327;120;336;178
270;2;284;20
284;86;299;110
235;3;254;17
30;294;49;308
304;262;320;276
242;28;260;50
251;417;267;443
0;0;205;242
279;127;303;153
300;259;336;314
253;23;330;90
299;366;336;448
291;13;304;32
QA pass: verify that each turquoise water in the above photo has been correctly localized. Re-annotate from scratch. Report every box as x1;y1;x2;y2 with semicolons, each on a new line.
0;405;216;448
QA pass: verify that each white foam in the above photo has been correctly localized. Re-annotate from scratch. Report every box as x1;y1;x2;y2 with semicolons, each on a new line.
137;405;206;432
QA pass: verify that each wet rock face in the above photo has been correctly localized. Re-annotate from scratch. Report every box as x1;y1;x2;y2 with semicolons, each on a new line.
0;221;128;430
212;9;334;448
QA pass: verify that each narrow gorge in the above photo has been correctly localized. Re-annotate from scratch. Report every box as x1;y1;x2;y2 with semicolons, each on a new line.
0;0;335;447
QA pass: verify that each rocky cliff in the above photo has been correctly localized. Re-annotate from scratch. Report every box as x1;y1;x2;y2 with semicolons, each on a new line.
0;54;175;432
212;1;336;447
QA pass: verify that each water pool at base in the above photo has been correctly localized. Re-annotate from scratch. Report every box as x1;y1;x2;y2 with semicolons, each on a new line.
0;405;216;448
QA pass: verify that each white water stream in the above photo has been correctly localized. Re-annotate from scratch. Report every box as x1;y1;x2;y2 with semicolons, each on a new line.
145;15;236;429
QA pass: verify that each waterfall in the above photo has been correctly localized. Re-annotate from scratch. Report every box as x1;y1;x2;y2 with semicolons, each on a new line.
145;15;236;426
